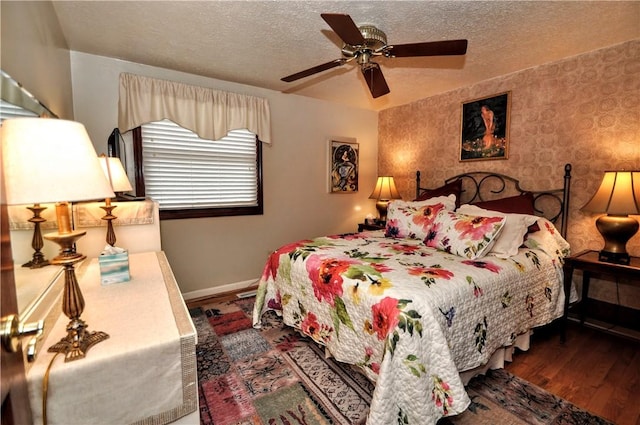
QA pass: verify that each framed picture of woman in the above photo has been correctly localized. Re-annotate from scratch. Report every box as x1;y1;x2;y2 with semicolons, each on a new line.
328;139;358;193
460;92;510;161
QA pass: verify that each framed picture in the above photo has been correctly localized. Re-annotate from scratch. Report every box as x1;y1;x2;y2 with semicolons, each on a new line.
328;138;358;193
460;91;510;161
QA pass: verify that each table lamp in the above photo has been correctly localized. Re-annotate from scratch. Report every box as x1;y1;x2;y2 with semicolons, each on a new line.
581;170;640;265
368;176;402;222
1;117;115;361
98;155;133;246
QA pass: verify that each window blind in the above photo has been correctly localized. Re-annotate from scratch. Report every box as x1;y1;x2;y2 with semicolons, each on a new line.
0;99;39;121
141;119;258;210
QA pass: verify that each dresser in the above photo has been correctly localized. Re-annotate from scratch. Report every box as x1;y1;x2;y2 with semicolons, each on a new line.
26;251;198;425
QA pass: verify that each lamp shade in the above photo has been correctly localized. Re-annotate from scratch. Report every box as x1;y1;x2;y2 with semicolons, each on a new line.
99;156;133;193
1;118;115;205
582;171;640;215
369;176;402;201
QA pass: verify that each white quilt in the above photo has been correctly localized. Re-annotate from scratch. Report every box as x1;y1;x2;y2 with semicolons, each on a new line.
253;219;569;424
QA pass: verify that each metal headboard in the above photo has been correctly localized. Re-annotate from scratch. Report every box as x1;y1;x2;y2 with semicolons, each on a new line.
416;164;572;238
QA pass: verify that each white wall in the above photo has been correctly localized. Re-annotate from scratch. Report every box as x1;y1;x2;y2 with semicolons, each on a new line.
70;52;379;298
0;1;73;119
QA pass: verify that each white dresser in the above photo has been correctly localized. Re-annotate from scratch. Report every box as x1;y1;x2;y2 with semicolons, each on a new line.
26;251;198;425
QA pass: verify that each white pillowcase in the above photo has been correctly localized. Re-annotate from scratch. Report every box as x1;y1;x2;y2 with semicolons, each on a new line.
457;204;538;258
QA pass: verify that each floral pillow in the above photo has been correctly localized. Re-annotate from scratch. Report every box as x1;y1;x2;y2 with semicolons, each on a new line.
423;210;506;259
456;204;538;258
385;195;456;239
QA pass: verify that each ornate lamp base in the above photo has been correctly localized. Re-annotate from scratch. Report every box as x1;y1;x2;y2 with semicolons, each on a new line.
48;317;109;362
22;204;50;269
44;226;109;362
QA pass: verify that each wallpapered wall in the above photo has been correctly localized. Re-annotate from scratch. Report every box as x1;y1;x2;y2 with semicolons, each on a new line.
378;39;640;307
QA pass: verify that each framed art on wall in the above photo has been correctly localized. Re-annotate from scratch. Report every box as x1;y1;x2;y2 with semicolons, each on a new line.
460;91;510;161
328;138;359;193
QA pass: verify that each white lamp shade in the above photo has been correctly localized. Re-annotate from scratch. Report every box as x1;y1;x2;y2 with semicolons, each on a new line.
369;176;402;201
582;171;640;215
1;118;115;205
99;156;133;193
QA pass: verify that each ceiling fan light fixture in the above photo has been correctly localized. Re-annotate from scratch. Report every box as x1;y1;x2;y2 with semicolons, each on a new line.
341;25;387;58
280;13;468;99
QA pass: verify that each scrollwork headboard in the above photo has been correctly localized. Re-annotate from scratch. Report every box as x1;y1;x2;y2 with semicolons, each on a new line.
416;164;572;238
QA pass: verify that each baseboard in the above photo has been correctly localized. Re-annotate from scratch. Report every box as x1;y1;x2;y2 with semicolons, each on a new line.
182;278;259;301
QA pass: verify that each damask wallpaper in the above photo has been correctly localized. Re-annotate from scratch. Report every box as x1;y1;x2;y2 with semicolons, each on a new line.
378;39;639;307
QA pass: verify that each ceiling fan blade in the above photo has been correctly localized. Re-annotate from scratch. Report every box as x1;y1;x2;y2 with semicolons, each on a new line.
362;64;390;98
281;59;346;82
321;13;365;46
387;39;468;57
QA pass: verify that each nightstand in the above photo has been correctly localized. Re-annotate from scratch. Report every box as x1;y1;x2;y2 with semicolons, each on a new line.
358;222;386;232
563;249;640;334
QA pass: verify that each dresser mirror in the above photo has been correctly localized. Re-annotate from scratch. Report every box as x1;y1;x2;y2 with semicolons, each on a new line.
1;69;64;321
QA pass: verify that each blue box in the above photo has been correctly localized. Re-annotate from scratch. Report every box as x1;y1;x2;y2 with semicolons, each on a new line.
99;250;130;285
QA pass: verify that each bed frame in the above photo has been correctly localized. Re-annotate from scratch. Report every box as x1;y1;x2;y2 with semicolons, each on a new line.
416;163;572;238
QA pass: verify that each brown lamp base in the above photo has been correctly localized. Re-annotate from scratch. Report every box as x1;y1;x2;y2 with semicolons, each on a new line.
595;214;638;266
375;200;390;222
598;250;630;265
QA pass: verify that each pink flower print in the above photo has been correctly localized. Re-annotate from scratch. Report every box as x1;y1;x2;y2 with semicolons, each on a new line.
306;256;356;306
454;214;503;240
407;265;454;280
267;240;313;279
413;203;446;230
371;297;401;341
462;260;502;273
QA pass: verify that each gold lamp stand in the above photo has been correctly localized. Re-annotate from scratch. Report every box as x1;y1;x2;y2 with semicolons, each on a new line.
100;198;118;247
22;203;50;268
45;203;109;362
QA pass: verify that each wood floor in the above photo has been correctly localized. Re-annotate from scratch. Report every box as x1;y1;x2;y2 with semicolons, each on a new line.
506;321;640;425
189;292;640;425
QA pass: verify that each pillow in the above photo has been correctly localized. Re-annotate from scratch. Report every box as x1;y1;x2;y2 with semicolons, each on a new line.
423;210;505;259
385;195;456;239
457;204;538;258
472;192;539;232
415;179;463;207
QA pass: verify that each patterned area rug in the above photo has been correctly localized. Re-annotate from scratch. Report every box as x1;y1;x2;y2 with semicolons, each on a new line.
190;297;612;425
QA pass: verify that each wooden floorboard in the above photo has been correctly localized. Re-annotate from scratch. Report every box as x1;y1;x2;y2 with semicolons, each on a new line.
190;292;640;425
506;322;640;425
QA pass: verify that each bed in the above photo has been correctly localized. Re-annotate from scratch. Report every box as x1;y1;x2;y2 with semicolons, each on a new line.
253;164;573;424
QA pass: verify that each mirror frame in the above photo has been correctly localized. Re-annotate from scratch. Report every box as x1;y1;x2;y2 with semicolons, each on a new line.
1;70;57;118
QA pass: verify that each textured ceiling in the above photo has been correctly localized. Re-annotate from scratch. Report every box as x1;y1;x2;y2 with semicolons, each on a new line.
51;1;640;112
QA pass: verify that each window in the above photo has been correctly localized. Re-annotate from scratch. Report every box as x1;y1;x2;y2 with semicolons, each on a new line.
132;119;263;220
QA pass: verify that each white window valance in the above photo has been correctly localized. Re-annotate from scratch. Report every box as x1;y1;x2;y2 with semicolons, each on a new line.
118;73;272;144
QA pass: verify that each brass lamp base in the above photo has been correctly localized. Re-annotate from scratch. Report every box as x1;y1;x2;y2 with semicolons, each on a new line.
22;204;50;269
596;214;639;265
100;202;117;246
44;228;109;362
48;314;109;362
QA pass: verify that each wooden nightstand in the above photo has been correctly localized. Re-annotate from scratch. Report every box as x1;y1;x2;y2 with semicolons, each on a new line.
563;249;640;336
358;222;386;232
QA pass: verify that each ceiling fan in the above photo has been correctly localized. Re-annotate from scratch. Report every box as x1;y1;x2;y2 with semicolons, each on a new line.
281;13;468;98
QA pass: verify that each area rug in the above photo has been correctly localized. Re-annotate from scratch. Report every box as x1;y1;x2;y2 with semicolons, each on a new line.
190;297;612;425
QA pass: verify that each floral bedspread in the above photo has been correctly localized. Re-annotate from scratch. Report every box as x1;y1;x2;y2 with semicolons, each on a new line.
252;219;569;425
